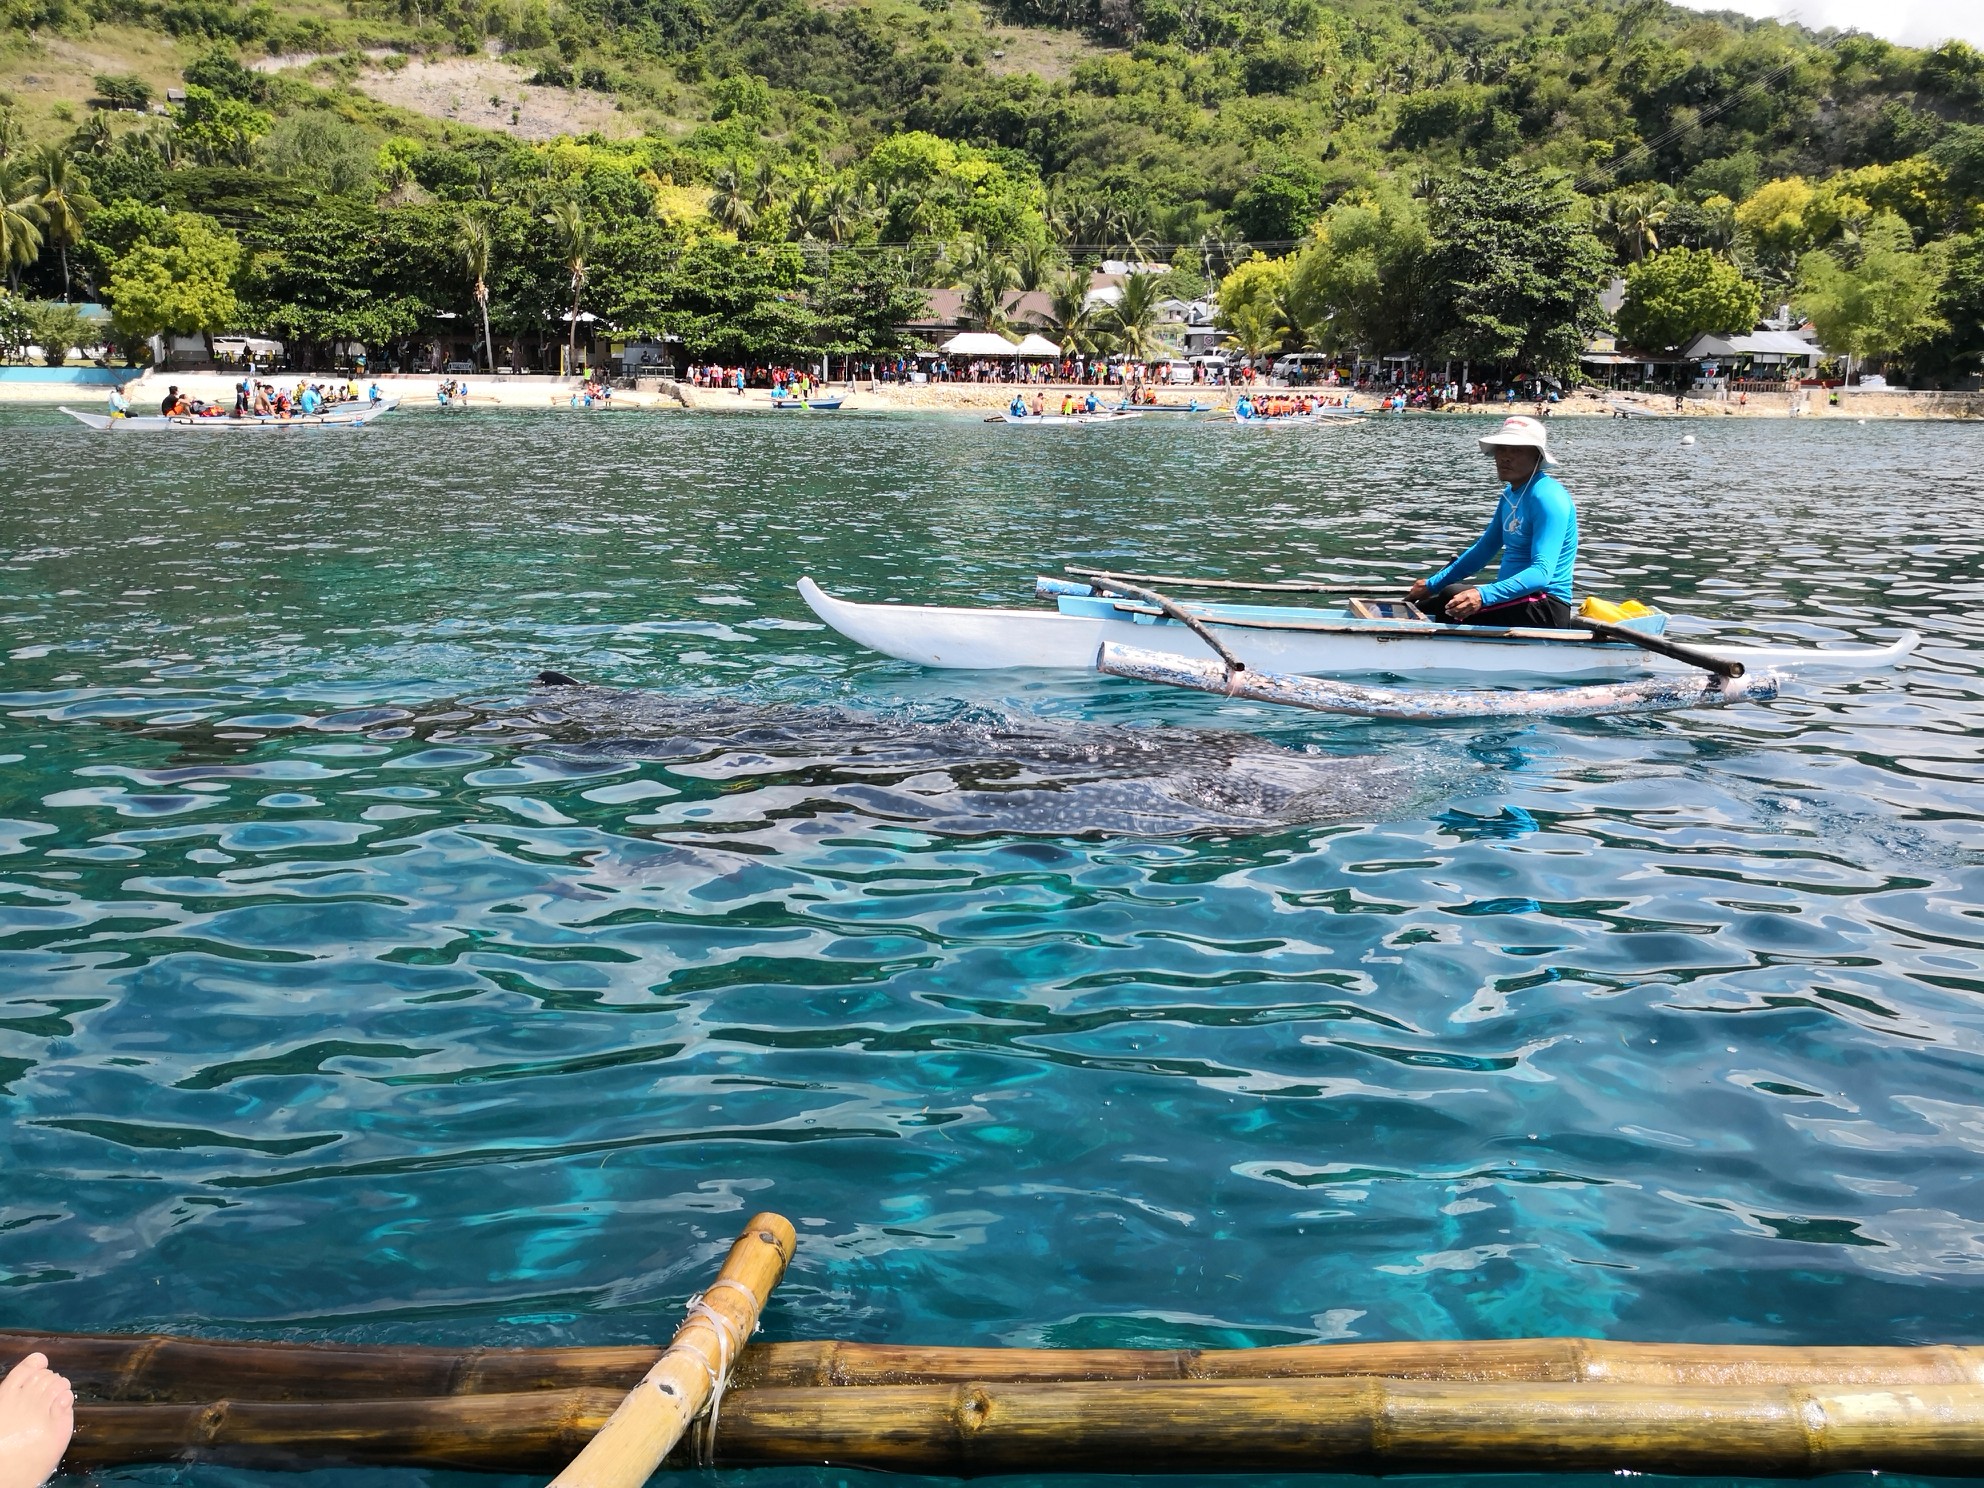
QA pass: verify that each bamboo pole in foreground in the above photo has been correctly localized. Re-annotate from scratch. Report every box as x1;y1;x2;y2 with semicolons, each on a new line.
545;1211;795;1488
15;1332;1984;1402
58;1378;1984;1477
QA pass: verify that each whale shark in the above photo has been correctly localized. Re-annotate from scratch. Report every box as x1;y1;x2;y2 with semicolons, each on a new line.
90;674;1442;838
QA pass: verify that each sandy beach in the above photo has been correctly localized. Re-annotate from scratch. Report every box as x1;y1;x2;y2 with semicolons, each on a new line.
3;369;1979;419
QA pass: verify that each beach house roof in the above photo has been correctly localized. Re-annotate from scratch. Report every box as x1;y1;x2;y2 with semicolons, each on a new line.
1685;331;1824;360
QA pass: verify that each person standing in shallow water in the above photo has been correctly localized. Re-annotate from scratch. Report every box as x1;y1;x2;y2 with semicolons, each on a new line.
1407;414;1579;628
0;1352;73;1488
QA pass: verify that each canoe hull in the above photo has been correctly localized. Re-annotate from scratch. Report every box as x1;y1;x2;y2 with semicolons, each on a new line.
61;399;399;430
796;579;1920;681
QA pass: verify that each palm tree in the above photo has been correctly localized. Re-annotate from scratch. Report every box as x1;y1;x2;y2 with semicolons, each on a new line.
543;197;591;375
34;147;97;301
1012;237;1061;292
1596;185;1671;264
961;254;1018;333
77;112;114;155
817;181;872;245
0;159;46;291
1220;302;1281;364
1103;271;1164;360
708;160;756;235
1198;229;1249;285
455;210;496;373
1032;267;1104;355
750;160;779;216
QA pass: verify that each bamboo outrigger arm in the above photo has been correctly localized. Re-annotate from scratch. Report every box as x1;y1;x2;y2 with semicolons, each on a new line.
16;1332;1984;1404
1096;641;1779;719
545;1211;795;1488
45;1378;1984;1477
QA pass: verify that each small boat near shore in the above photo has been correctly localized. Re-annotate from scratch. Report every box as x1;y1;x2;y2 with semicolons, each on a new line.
998;410;1144;426
798;573;1919;682
1231;409;1368;427
60;398;400;431
771;396;845;411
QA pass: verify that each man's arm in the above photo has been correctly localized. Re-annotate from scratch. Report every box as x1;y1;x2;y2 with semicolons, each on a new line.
1420;506;1505;593
1477;487;1572;606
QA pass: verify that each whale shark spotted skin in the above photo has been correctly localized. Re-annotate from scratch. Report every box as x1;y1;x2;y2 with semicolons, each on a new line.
90;677;1439;839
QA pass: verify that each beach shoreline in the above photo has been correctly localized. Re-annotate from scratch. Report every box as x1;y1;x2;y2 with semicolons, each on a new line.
3;370;1978;420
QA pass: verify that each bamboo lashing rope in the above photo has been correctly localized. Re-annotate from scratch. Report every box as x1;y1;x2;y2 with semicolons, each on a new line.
545;1212;795;1488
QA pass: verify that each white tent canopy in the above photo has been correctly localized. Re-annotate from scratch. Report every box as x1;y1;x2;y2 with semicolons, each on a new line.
1013;333;1061;357
940;331;1021;356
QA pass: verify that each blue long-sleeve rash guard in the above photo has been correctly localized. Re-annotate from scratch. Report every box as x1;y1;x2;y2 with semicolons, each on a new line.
1425;472;1579;606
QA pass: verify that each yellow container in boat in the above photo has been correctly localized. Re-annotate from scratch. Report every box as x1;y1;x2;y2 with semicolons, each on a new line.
1579;596;1657;623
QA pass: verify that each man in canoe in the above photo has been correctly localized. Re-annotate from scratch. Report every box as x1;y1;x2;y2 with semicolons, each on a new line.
1407;415;1578;628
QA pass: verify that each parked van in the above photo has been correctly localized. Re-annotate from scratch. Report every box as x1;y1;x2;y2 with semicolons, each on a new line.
1269;352;1340;384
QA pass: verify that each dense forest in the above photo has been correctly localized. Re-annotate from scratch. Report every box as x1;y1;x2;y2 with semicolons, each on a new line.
0;0;1980;380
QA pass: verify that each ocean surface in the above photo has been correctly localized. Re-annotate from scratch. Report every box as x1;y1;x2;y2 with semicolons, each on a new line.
0;404;1980;1487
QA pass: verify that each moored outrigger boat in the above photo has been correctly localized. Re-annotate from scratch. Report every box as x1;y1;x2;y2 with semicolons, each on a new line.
1230;405;1368;425
797;572;1919;684
770;395;845;410
997;409;1144;426
60;398;400;431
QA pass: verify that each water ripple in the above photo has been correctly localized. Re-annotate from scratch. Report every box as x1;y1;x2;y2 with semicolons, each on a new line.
1;412;1983;1488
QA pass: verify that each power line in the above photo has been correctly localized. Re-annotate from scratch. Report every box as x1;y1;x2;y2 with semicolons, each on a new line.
1573;27;1851;194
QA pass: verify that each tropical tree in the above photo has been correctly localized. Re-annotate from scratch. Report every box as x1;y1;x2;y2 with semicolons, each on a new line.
1795;212;1948;371
0;159;46;290
1220;300;1283;362
27;300;91;364
1012;237;1061;291
817;182;874;245
708;160;757;236
1103;271;1164;360
1032;268;1105;354
1594;185;1672;264
961;253;1018;333
455;210;496;372
102;212;242;365
1288;188;1434;359
33;146;98;300
0;289;31;358
544;196;592;374
1616;247;1762;350
1422;167;1610;373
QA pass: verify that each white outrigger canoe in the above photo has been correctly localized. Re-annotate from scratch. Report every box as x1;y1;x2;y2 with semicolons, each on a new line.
798;576;1920;682
1232;405;1367;426
998;410;1144;426
60;398;399;431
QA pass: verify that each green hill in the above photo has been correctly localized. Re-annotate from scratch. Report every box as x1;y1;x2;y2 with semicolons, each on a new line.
1;0;1980;381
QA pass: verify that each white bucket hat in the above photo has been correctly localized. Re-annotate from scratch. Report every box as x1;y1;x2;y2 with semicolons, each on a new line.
1478;414;1557;465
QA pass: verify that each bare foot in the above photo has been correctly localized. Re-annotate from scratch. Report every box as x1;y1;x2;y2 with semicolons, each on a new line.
0;1353;73;1488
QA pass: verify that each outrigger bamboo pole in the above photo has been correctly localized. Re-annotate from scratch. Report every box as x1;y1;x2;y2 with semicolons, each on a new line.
64;1390;622;1473
54;1378;1984;1477
15;1333;1984;1402
544;1211;795;1488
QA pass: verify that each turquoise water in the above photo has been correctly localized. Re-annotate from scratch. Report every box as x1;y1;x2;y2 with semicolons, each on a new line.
1;406;1980;1486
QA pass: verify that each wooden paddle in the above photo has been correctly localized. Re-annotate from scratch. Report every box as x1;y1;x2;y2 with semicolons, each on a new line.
1575;618;1743;678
